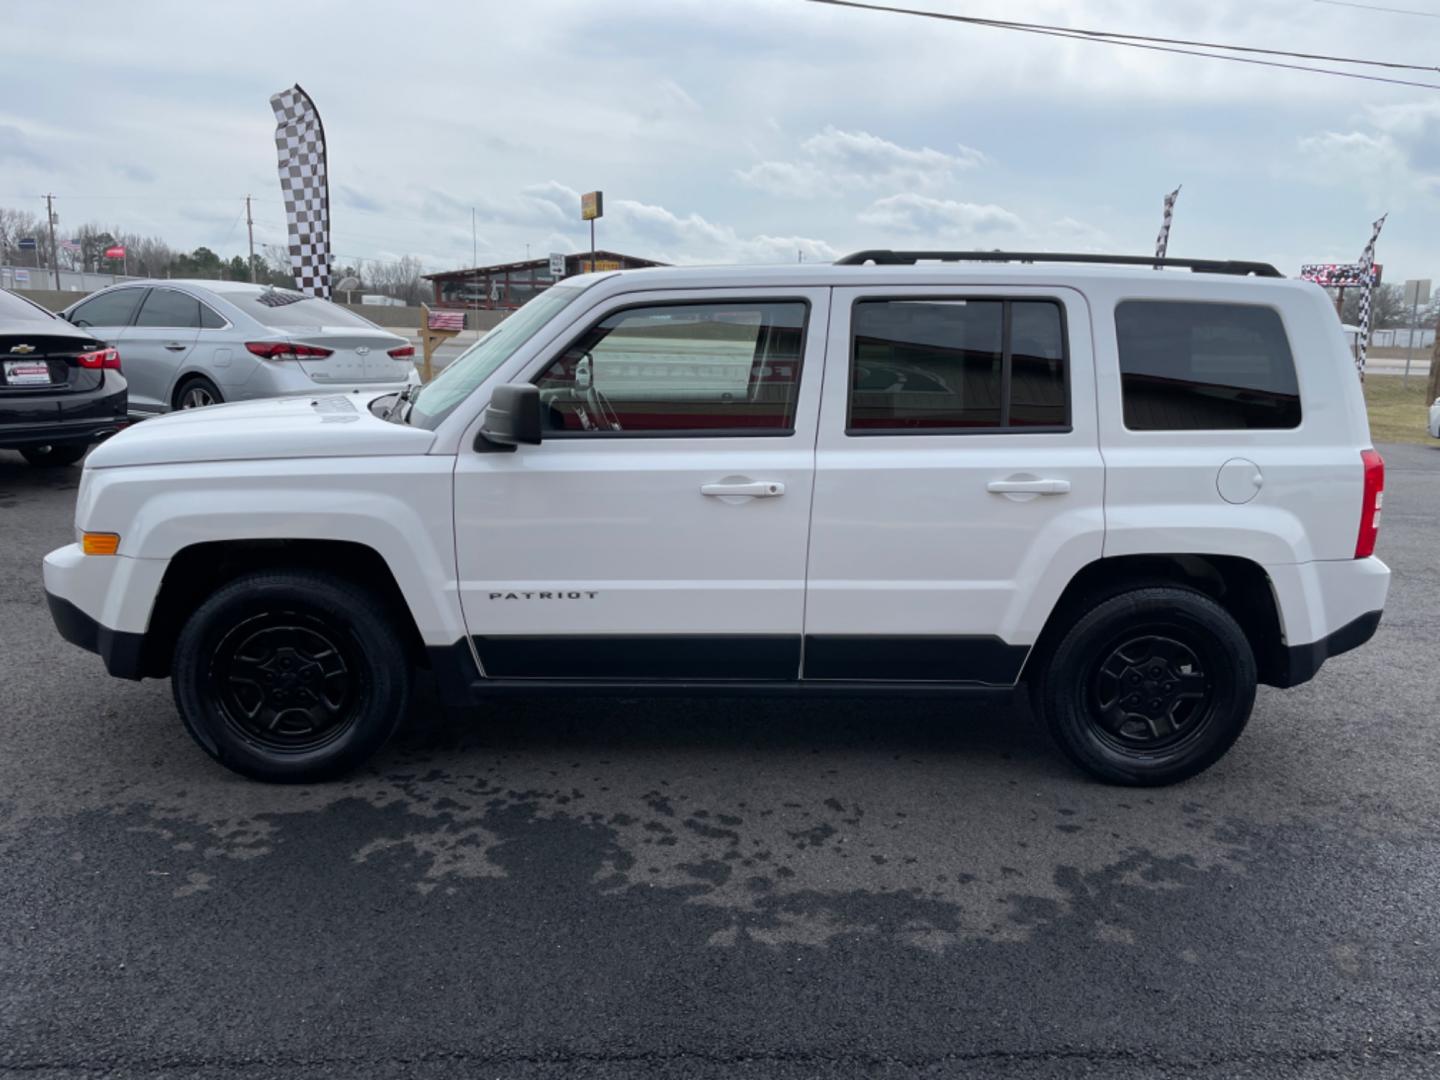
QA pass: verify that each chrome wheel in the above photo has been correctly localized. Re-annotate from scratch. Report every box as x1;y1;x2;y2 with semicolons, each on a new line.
181;385;216;409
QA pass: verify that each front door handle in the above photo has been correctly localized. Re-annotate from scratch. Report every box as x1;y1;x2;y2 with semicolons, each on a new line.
986;478;1070;495
701;480;785;498
163;342;187;352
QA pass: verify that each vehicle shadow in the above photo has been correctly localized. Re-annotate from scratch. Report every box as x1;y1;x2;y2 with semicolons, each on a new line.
0;448;87;497
391;687;1063;777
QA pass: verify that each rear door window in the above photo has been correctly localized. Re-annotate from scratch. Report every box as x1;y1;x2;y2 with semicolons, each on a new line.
848;298;1068;432
135;288;201;329
1115;301;1300;430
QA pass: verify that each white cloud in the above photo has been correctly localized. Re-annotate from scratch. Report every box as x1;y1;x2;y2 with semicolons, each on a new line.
857;193;1023;237
737;127;988;197
1298;129;1439;201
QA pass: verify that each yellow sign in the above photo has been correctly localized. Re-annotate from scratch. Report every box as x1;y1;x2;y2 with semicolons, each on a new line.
580;259;622;273
580;190;604;221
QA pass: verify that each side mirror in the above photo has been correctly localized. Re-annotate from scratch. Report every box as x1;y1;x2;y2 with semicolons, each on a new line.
478;383;543;448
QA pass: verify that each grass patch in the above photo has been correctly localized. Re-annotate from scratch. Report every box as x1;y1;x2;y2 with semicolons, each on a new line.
1364;374;1434;446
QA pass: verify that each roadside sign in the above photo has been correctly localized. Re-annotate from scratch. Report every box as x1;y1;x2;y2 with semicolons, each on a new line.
14;268;30;286
1300;263;1383;287
1402;279;1431;307
17;237;36;251
548;252;567;278
580;191;603;221
104;245;126;260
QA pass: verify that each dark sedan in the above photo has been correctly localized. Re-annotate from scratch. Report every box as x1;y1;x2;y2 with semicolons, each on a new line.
0;289;128;466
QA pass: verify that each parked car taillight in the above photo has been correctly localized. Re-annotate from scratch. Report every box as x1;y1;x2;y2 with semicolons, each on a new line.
77;347;121;370
388;345;415;359
1355;448;1385;558
245;342;335;360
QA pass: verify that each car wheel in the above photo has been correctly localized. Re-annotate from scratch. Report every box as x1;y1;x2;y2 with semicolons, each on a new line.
1037;586;1256;787
175;376;223;410
19;442;89;467
172;570;411;783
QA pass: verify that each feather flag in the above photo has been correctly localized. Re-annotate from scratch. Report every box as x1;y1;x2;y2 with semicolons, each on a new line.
1354;213;1387;378
1154;185;1181;262
269;84;332;299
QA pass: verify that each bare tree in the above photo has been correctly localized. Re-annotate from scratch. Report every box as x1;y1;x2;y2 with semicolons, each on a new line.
367;255;426;304
0;207;45;266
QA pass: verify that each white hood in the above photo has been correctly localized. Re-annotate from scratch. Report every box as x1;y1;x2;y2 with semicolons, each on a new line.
86;395;435;468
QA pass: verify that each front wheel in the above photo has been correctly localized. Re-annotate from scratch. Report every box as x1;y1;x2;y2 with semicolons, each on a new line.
20;442;88;467
1036;586;1256;786
172;570;411;782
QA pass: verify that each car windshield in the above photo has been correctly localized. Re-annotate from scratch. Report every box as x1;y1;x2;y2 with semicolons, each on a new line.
406;281;598;430
214;288;378;329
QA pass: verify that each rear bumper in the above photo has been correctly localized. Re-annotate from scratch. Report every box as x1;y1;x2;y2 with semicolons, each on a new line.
1275;609;1383;688
0;415;129;450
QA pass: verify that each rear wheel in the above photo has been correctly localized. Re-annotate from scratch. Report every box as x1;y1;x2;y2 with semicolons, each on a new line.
175;376;222;410
19;442;88;467
1037;586;1256;786
172;570;411;783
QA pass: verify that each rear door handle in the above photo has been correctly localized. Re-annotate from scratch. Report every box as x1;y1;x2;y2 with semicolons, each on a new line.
701;480;785;498
163;342;187;352
986;478;1070;495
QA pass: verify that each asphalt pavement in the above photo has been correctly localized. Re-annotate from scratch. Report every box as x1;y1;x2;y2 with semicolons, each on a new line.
1;442;1438;1078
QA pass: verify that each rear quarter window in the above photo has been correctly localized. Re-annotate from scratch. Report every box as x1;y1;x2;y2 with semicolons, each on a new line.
1114;300;1300;431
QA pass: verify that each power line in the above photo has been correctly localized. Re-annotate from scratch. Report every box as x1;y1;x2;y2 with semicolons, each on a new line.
805;0;1440;89
1313;0;1440;17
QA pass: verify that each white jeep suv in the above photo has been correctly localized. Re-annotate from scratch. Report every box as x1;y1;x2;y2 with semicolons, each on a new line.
43;252;1390;786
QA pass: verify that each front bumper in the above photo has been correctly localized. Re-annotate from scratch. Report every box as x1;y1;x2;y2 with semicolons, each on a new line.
43;543;166;680
47;590;147;679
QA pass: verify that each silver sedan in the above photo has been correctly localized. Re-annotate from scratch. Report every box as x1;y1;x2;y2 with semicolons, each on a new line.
60;280;419;415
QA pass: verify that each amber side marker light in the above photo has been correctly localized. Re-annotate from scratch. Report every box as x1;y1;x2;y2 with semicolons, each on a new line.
82;532;121;556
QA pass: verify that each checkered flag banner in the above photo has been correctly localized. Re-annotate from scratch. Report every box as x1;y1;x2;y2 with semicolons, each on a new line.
1154;185;1181;262
1354;212;1388;378
269;84;331;299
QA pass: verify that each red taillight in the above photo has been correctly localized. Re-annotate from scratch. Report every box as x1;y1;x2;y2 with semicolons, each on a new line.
388;345;415;359
1355;448;1385;559
245;341;334;360
76;347;121;370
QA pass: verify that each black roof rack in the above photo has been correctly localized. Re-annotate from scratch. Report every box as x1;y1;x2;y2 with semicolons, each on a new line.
834;250;1283;278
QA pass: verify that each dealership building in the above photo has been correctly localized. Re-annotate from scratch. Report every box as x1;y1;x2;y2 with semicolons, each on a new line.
424;250;665;311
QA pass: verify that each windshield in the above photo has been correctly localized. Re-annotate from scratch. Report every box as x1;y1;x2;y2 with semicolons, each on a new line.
406;282;598;430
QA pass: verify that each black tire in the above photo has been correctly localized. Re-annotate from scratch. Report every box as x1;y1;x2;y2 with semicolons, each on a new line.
172;570;411;783
1037;586;1256;786
174;375;223;410
20;442;88;467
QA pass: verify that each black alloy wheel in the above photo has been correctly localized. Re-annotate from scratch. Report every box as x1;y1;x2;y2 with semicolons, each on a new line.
1037;585;1256;786
172;570;411;782
209;612;361;755
1089;630;1215;753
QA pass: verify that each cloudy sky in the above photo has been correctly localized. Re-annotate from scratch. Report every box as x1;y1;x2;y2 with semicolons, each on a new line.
3;0;1437;281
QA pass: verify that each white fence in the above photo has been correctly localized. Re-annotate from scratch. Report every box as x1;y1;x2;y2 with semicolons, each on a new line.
1370;327;1435;349
0;264;147;294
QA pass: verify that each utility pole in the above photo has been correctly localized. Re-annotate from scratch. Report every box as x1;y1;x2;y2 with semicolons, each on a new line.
245;195;256;282
471;207;479;324
45;193;59;289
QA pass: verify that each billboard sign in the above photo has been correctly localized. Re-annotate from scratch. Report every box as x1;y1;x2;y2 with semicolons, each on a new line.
17;237;36;251
104;245;126;260
1300;263;1383;287
580;191;604;221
